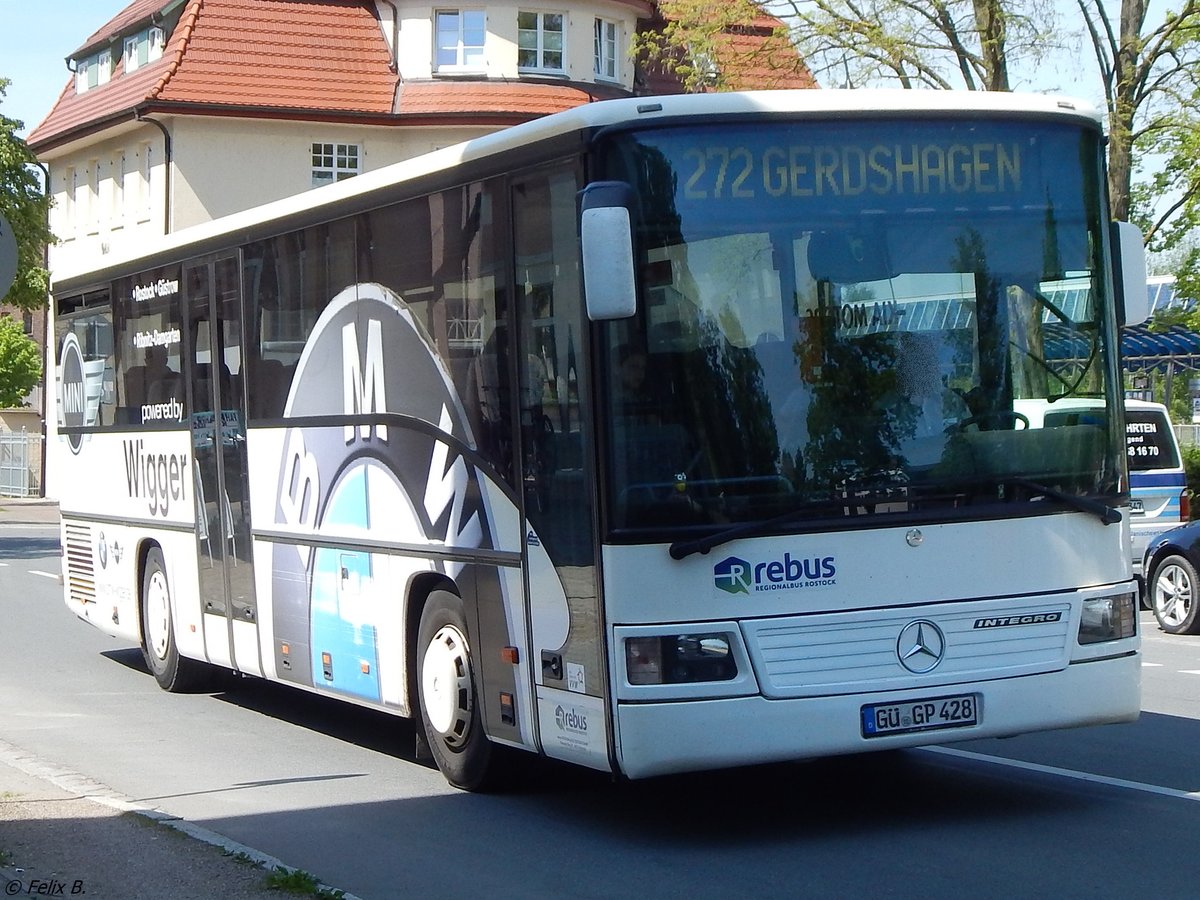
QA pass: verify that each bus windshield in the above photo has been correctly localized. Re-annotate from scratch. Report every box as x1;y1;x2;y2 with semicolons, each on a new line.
596;117;1124;538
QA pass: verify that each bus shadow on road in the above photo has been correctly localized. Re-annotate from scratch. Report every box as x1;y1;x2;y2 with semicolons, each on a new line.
99;647;1200;826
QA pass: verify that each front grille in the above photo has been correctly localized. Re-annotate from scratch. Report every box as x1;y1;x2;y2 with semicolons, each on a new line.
742;598;1072;699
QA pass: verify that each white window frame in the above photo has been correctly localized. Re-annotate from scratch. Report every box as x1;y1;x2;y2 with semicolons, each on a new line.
311;142;361;188
87;160;100;235
434;9;487;71
111;152;126;228
125;27;166;73
75;49;112;94
63;167;77;237
594;18;619;81
137;143;153;224
518;11;565;74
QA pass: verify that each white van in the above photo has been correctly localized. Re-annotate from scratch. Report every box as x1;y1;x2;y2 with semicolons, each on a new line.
1018;398;1187;575
1124;399;1188;575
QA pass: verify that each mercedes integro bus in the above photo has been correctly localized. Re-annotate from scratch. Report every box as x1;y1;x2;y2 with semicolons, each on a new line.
52;90;1148;790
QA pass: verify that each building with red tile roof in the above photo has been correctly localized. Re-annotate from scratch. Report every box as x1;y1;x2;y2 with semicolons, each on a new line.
29;0;811;275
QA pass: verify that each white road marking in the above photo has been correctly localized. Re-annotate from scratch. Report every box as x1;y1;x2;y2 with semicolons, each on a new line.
1142;662;1164;667
927;746;1200;802
1180;670;1200;676
29;569;60;580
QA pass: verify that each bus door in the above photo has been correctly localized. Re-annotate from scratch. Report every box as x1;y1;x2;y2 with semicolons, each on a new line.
185;256;261;676
511;165;610;771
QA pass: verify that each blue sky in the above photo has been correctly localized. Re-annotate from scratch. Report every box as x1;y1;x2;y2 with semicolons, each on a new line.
1;0;130;136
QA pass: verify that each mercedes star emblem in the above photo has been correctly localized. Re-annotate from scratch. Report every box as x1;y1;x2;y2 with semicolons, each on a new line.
896;620;946;673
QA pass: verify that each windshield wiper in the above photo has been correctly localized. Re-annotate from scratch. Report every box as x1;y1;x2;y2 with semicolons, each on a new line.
1001;477;1121;525
667;478;1119;560
668;493;894;560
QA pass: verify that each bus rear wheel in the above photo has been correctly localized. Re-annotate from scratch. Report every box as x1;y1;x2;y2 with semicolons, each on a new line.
141;547;206;692
416;591;499;791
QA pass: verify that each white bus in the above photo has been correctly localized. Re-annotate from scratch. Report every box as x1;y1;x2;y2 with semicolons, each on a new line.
51;90;1147;791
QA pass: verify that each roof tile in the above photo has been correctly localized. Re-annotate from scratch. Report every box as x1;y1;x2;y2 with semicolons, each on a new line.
29;0;814;153
396;81;626;118
30;0;399;149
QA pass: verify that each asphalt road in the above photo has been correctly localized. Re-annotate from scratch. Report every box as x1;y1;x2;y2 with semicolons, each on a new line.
2;520;1199;899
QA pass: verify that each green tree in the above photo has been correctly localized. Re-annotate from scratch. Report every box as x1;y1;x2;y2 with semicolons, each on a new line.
0;77;53;311
633;0;812;92
782;0;1061;91
0;314;41;407
1078;1;1200;233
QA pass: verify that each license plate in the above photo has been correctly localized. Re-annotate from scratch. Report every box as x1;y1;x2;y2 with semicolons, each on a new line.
861;694;980;738
1129;499;1144;514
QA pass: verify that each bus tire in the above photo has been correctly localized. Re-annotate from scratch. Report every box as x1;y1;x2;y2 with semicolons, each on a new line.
416;590;498;791
1149;553;1200;635
140;547;205;692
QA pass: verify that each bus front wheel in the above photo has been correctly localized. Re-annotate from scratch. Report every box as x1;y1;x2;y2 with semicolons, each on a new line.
416;591;498;790
140;547;205;692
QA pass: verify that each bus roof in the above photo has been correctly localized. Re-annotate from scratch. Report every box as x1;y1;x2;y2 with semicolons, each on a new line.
52;89;1103;292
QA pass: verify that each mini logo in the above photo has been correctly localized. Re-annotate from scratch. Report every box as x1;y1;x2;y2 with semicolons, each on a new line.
714;556;752;594
897;620;945;673
59;332;87;454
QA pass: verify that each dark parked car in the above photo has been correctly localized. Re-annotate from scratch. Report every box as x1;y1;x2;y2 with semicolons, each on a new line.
1143;522;1200;634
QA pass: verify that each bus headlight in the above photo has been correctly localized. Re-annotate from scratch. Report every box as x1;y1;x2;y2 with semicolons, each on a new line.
625;634;737;684
1078;592;1137;644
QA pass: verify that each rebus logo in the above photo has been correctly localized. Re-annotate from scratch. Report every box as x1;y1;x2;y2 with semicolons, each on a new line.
714;552;837;594
714;556;753;595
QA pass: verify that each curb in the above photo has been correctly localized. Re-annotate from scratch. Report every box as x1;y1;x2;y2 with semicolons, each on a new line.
0;738;360;900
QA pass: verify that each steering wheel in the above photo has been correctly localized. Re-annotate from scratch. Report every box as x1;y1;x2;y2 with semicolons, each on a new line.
947;410;1030;433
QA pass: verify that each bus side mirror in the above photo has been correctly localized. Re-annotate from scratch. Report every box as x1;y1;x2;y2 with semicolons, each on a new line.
1112;221;1148;326
580;181;637;321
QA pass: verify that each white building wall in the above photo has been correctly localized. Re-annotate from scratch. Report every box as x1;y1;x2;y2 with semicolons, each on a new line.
170;118;495;229
396;2;638;88
47;126;166;276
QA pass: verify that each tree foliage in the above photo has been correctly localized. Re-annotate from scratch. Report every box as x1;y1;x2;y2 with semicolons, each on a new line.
1078;1;1200;233
0;77;53;311
0;313;41;407
632;0;812;92
782;0;1061;91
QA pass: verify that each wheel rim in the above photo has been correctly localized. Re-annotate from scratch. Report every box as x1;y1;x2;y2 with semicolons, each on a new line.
1154;563;1193;628
145;569;171;660
421;624;473;747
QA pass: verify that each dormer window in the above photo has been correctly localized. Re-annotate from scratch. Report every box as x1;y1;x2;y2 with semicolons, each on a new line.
124;26;166;73
518;11;564;73
75;48;112;94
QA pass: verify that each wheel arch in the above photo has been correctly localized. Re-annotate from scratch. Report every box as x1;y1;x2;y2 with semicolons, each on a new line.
1145;541;1185;583
404;571;461;714
134;537;165;651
